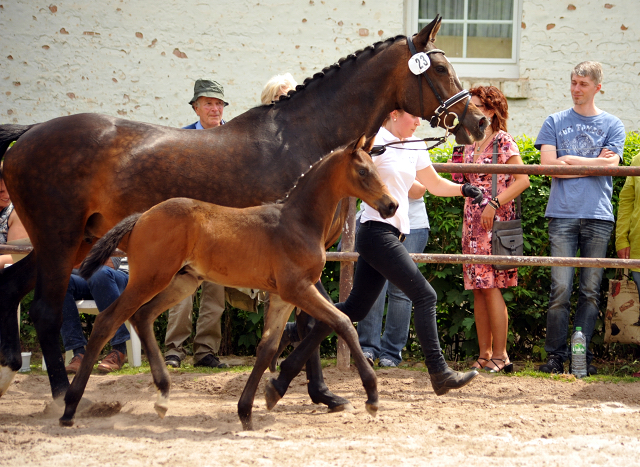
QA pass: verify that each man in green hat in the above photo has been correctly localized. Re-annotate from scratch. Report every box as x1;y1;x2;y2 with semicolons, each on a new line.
163;79;229;369
184;79;229;129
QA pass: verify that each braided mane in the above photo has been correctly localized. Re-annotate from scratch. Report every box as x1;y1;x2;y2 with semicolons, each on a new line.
268;35;407;106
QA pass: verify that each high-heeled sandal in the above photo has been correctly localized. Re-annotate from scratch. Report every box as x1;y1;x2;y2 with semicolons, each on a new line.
470;357;491;371
484;358;514;374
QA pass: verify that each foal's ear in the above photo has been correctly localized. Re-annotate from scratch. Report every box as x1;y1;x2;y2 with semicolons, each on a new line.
363;136;375;154
353;133;367;152
414;14;442;48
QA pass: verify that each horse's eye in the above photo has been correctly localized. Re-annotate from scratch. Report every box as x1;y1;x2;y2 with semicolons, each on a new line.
358;169;366;176
435;65;447;73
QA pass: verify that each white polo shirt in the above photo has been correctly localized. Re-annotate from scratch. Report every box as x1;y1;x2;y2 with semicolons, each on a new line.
360;127;431;234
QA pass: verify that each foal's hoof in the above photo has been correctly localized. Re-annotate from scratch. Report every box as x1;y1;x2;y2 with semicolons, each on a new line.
264;379;282;411
59;416;75;427
154;393;169;419
327;402;354;413
365;400;379;417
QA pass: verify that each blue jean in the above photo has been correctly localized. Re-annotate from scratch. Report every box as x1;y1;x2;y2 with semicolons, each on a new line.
357;227;429;364
545;218;613;363
61;266;130;353
630;272;640;324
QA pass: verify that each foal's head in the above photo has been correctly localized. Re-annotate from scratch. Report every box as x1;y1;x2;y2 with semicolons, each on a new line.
342;135;397;219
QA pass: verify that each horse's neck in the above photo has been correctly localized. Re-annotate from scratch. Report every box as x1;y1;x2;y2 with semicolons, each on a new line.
280;154;347;235
268;43;404;155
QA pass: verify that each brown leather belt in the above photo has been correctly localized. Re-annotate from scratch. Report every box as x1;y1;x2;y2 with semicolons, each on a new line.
363;220;406;243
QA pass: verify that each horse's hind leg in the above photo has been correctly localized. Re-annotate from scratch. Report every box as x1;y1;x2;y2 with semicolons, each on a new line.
0;253;36;396
238;293;293;431
280;284;378;416
266;280;351;412
265;314;334;410
127;272;202;419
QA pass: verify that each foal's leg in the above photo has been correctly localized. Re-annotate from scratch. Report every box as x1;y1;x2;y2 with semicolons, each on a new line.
127;273;202;418
0;253;36;396
301;281;352;410
237;293;293;431
282;285;378;415
266;281;351;412
60;285;164;426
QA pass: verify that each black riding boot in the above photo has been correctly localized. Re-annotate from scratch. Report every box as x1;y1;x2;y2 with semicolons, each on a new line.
429;367;479;396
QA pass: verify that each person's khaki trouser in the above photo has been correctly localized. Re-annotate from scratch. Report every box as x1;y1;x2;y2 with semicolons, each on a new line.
164;281;225;361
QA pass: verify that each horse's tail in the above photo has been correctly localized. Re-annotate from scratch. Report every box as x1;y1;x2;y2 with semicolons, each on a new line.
0;124;37;157
79;213;142;280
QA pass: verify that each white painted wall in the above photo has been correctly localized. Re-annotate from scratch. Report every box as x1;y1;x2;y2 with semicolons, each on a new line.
0;0;404;128
512;0;640;138
1;0;638;140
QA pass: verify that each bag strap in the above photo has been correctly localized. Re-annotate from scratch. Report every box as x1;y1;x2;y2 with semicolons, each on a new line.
491;137;521;218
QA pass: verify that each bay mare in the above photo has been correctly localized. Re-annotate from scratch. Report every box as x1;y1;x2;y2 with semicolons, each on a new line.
0;16;486;409
60;136;397;430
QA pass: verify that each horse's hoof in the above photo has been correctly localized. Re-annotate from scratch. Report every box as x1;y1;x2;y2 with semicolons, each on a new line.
240;418;254;431
0;366;17;397
365;401;379;417
328;402;354;413
59;417;75;427
154;393;169;419
264;379;282;411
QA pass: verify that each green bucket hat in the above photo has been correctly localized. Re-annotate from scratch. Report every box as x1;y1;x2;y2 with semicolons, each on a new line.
189;79;229;106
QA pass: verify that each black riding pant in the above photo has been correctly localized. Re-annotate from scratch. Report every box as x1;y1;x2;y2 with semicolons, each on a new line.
336;221;447;373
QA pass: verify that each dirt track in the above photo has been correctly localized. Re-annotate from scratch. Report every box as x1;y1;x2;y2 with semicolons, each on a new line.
1;362;639;466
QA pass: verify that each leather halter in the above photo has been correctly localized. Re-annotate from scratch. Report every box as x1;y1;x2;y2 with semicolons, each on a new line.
406;36;471;133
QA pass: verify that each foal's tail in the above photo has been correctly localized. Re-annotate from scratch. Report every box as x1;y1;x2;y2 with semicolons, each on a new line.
79;213;142;280
0;124;37;157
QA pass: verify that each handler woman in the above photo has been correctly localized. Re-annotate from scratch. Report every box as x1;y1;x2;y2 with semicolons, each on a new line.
338;110;483;394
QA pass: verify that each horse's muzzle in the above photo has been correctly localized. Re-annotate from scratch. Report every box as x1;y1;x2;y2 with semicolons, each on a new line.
376;196;398;219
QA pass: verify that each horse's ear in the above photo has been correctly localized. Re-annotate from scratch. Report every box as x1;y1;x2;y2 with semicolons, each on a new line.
414;14;442;49
363;136;375;154
353;133;367;152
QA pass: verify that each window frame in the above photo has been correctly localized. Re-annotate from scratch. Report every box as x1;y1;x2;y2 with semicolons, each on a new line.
405;0;523;79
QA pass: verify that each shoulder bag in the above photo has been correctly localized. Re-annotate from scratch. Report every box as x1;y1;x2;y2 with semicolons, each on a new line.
490;138;524;270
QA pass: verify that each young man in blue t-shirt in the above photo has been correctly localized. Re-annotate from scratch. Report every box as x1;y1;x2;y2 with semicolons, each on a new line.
535;61;625;375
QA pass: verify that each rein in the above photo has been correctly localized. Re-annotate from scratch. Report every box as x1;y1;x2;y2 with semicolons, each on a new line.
406;36;471;136
369;137;448;157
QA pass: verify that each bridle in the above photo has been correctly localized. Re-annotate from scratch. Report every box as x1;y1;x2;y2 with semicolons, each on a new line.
406;36;471;136
369;36;472;157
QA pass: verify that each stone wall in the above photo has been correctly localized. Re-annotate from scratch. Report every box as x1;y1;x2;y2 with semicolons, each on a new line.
0;0;404;128
1;1;638;139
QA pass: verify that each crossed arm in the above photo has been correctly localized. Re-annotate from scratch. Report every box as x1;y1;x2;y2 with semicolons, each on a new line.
539;144;620;179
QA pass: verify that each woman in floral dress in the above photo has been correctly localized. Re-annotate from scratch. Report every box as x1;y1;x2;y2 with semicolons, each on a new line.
460;86;530;373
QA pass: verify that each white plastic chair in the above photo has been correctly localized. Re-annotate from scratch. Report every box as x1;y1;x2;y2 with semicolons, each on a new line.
42;301;142;371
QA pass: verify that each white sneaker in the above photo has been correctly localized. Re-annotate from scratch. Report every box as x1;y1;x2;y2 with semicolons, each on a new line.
379;358;397;368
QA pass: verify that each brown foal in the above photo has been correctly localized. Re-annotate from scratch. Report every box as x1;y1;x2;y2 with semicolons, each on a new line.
60;135;398;430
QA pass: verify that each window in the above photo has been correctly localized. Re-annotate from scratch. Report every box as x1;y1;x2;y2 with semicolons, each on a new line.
407;0;522;79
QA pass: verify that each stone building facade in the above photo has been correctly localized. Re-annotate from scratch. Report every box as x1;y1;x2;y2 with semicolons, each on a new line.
1;1;638;139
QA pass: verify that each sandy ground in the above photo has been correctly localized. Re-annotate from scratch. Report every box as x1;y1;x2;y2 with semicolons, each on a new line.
1;358;639;467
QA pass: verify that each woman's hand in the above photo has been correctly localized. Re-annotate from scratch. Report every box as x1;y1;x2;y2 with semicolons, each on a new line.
461;183;483;204
481;204;496;230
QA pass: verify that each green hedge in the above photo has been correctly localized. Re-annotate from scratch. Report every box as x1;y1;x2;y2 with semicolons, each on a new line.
19;131;640;361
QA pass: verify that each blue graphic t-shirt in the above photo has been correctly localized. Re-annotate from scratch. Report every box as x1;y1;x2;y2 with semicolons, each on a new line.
535;109;625;221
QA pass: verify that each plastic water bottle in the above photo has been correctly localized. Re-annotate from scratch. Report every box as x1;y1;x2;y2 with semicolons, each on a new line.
571;327;587;378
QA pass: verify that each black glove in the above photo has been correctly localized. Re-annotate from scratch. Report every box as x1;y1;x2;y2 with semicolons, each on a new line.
461;183;483;205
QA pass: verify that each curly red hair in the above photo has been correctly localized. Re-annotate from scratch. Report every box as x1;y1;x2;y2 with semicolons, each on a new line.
469;86;509;133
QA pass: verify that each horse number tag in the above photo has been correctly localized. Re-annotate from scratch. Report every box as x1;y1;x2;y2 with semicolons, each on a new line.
408;53;430;75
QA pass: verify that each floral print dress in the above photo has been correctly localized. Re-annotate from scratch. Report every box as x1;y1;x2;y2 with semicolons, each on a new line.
462;131;519;290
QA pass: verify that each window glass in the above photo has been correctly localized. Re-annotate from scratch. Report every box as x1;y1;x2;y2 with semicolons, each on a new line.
468;0;513;21
468;24;513;58
418;0;517;61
